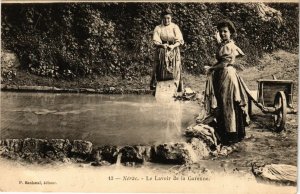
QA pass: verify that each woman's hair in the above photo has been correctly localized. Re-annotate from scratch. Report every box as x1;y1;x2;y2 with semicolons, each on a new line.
217;19;236;34
161;8;173;18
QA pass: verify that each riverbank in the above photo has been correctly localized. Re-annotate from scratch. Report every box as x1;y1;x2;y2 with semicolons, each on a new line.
0;84;153;95
0;50;298;193
1;50;298;95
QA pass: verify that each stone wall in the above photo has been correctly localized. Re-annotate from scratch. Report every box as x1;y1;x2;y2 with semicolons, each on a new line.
0;124;225;166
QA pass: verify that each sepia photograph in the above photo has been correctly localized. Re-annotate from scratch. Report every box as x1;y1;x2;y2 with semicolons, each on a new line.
0;1;298;193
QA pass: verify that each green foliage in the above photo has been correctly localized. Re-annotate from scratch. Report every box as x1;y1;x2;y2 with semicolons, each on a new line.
1;3;298;78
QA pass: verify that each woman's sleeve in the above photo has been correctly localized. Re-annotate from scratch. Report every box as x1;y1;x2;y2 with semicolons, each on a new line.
174;24;184;45
153;26;162;44
234;46;245;57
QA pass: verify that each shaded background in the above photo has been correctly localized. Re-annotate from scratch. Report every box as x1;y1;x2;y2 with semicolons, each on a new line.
1;3;299;82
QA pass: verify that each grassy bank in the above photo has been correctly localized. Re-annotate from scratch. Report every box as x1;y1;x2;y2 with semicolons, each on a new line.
2;50;298;97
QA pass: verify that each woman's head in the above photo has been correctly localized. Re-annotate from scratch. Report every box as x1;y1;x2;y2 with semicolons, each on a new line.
161;8;172;26
217;20;236;41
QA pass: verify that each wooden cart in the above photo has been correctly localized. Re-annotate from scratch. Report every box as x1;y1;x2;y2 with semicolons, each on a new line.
248;78;297;132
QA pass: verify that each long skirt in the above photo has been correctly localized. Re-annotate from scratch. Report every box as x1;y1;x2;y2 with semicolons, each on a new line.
150;47;182;92
205;66;250;144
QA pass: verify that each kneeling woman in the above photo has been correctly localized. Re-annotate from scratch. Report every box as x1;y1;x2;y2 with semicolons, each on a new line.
205;20;250;144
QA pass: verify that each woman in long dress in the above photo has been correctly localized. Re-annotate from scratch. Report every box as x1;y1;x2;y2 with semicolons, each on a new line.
150;8;184;92
204;20;250;145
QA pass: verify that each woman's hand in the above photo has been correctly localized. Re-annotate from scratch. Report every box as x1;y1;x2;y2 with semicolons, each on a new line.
214;30;221;44
154;43;168;49
162;44;169;49
168;42;180;50
233;64;245;71
167;45;175;50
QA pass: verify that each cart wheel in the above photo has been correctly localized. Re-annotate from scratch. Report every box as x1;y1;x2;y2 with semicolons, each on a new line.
273;91;287;132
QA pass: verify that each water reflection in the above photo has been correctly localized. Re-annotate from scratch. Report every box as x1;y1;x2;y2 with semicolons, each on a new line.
1;92;199;146
155;97;182;143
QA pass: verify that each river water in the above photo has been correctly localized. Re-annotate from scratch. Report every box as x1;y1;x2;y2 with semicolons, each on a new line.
0;92;200;146
1;91;297;171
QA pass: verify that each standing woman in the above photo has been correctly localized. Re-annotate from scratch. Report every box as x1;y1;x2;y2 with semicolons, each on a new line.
150;8;184;92
205;20;250;144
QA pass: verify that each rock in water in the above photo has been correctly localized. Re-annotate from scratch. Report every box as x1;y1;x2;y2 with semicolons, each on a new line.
151;142;197;164
119;146;144;164
46;139;71;161
2;139;23;152
91;145;118;164
22;138;47;153
252;163;297;185
71;140;93;155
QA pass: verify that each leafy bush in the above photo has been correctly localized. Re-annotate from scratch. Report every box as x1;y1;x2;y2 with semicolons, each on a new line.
1;3;298;78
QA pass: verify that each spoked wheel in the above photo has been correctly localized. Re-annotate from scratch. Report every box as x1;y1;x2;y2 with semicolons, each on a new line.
273;91;287;132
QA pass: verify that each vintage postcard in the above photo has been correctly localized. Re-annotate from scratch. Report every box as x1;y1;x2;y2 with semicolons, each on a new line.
0;0;298;193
